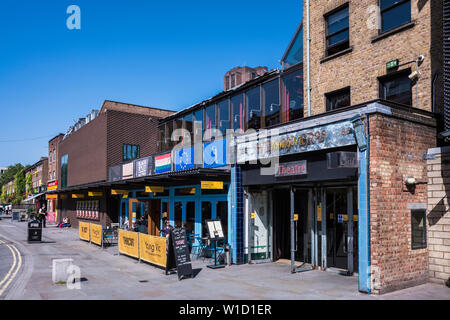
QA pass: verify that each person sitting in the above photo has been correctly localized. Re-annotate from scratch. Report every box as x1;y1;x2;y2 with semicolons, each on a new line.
57;217;71;228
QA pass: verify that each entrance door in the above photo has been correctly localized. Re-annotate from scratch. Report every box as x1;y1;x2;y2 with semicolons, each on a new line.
148;199;161;236
273;189;291;260
201;201;212;238
293;189;310;263
325;187;357;272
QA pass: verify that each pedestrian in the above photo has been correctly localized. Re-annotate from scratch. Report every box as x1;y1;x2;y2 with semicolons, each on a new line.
39;204;47;228
161;217;173;238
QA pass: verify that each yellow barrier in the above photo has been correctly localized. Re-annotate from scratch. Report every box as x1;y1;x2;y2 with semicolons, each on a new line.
118;229;139;258
79;222;90;241
139;233;167;268
90;223;103;246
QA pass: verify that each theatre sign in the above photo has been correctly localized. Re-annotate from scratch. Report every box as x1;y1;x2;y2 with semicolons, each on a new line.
237;120;356;163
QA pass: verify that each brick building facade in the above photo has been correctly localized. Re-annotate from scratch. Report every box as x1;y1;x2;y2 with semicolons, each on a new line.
224;66;268;91
53;100;174;227
304;0;443;116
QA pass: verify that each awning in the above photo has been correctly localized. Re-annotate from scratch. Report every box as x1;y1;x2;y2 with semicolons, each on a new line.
23;192;45;202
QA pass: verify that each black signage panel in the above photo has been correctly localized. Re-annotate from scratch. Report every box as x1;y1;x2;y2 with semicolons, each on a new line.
166;228;193;280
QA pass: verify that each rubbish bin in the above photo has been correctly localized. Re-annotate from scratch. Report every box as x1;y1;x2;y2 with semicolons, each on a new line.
28;219;42;242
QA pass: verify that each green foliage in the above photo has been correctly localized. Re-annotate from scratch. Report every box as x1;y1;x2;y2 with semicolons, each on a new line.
13;168;26;204
26;173;33;196
0;186;6;203
0;163;25;186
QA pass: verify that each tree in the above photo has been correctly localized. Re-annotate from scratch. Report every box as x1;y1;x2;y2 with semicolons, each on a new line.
0;164;25;186
13;168;26;204
0;186;6;203
26;173;33;196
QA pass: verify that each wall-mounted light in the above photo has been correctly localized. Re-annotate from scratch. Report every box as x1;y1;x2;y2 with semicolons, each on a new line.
350;116;367;152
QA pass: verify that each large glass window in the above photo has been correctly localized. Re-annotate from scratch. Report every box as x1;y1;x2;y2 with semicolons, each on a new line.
166;120;174;149
263;79;280;127
204;104;216;140
185;202;195;237
184;113;193;143
326;87;351;111
174;202;183;228
194;109;203;140
246;87;261;130
123;144;140;162
60;154;68;189
379;71;412;106
380;0;411;33
217;99;230;136
158;125;166;152
282;25;303;69
231;93;245;131
325;5;349;57
282;69;304;122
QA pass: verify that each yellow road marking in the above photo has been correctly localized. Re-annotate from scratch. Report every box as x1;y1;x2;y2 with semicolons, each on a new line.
0;239;21;296
0;243;22;296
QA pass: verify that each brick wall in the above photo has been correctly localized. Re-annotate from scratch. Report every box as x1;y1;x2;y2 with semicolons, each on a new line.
426;148;450;285
304;0;443;116
369;112;436;294
106;110;162;170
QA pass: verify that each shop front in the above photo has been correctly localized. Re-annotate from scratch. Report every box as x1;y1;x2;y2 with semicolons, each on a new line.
237;108;366;278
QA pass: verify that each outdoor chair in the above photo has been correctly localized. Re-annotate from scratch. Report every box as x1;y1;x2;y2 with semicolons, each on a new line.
103;228;115;248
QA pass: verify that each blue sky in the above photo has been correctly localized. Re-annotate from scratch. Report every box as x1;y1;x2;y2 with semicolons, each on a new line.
0;0;302;167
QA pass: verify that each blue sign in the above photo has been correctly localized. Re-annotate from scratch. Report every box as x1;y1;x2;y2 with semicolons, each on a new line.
174;146;195;171
203;139;227;169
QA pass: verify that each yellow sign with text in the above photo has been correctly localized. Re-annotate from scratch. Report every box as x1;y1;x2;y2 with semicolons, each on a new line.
90;223;102;246
118;230;139;258
294;214;299;221
139;234;167;268
79;222;90;242
201;181;223;190
145;186;165;193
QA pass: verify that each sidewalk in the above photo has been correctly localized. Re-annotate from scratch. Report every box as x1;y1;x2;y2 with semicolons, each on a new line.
0;219;449;300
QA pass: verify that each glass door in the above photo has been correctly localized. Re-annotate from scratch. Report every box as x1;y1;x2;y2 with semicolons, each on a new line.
201;201;212;238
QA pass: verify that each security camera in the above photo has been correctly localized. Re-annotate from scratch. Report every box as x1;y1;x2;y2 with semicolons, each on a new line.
417;55;425;63
409;70;421;81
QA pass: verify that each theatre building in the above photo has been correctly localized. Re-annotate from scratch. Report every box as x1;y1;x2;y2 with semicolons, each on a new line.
49;101;174;227
236;0;443;294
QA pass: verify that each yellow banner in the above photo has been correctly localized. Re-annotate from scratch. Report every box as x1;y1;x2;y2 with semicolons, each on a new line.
47;185;58;191
72;194;85;199
118;230;139;258
90;223;102;246
145;186;164;193
201;181;223;190
88;192;103;197
46;194;57;200
294;214;299;221
111;189;128;195
139;234;167;268
79;222;90;241
317;205;322;222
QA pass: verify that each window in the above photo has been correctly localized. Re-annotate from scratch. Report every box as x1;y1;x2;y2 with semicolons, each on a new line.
411;209;426;249
184;113;193;143
194;108;203;140
246;86;261;130
204;104;216;140
123;144;140;162
231;74;236;88
231;93;245;131
325;4;349;56
282;69;304;122
166;121;174;148
217;99;230;135
263;79;280;127
380;0;411;33
49;151;53;163
60;154;68;189
379;70;412;106
326;87;351;111
158;125;166;152
225;76;230;90
282;24;303;69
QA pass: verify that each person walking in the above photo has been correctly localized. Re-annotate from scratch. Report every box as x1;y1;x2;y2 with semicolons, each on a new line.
39;204;47;228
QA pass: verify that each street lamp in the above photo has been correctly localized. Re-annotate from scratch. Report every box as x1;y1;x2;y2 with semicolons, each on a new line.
350;116;367;152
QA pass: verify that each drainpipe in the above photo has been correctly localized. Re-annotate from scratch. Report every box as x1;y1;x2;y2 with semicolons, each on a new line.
306;0;312;117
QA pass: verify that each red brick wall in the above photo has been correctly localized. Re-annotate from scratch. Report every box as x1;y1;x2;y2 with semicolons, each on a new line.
369;113;436;294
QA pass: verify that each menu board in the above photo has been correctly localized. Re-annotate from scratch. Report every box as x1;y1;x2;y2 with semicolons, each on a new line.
206;219;225;240
166;228;193;280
